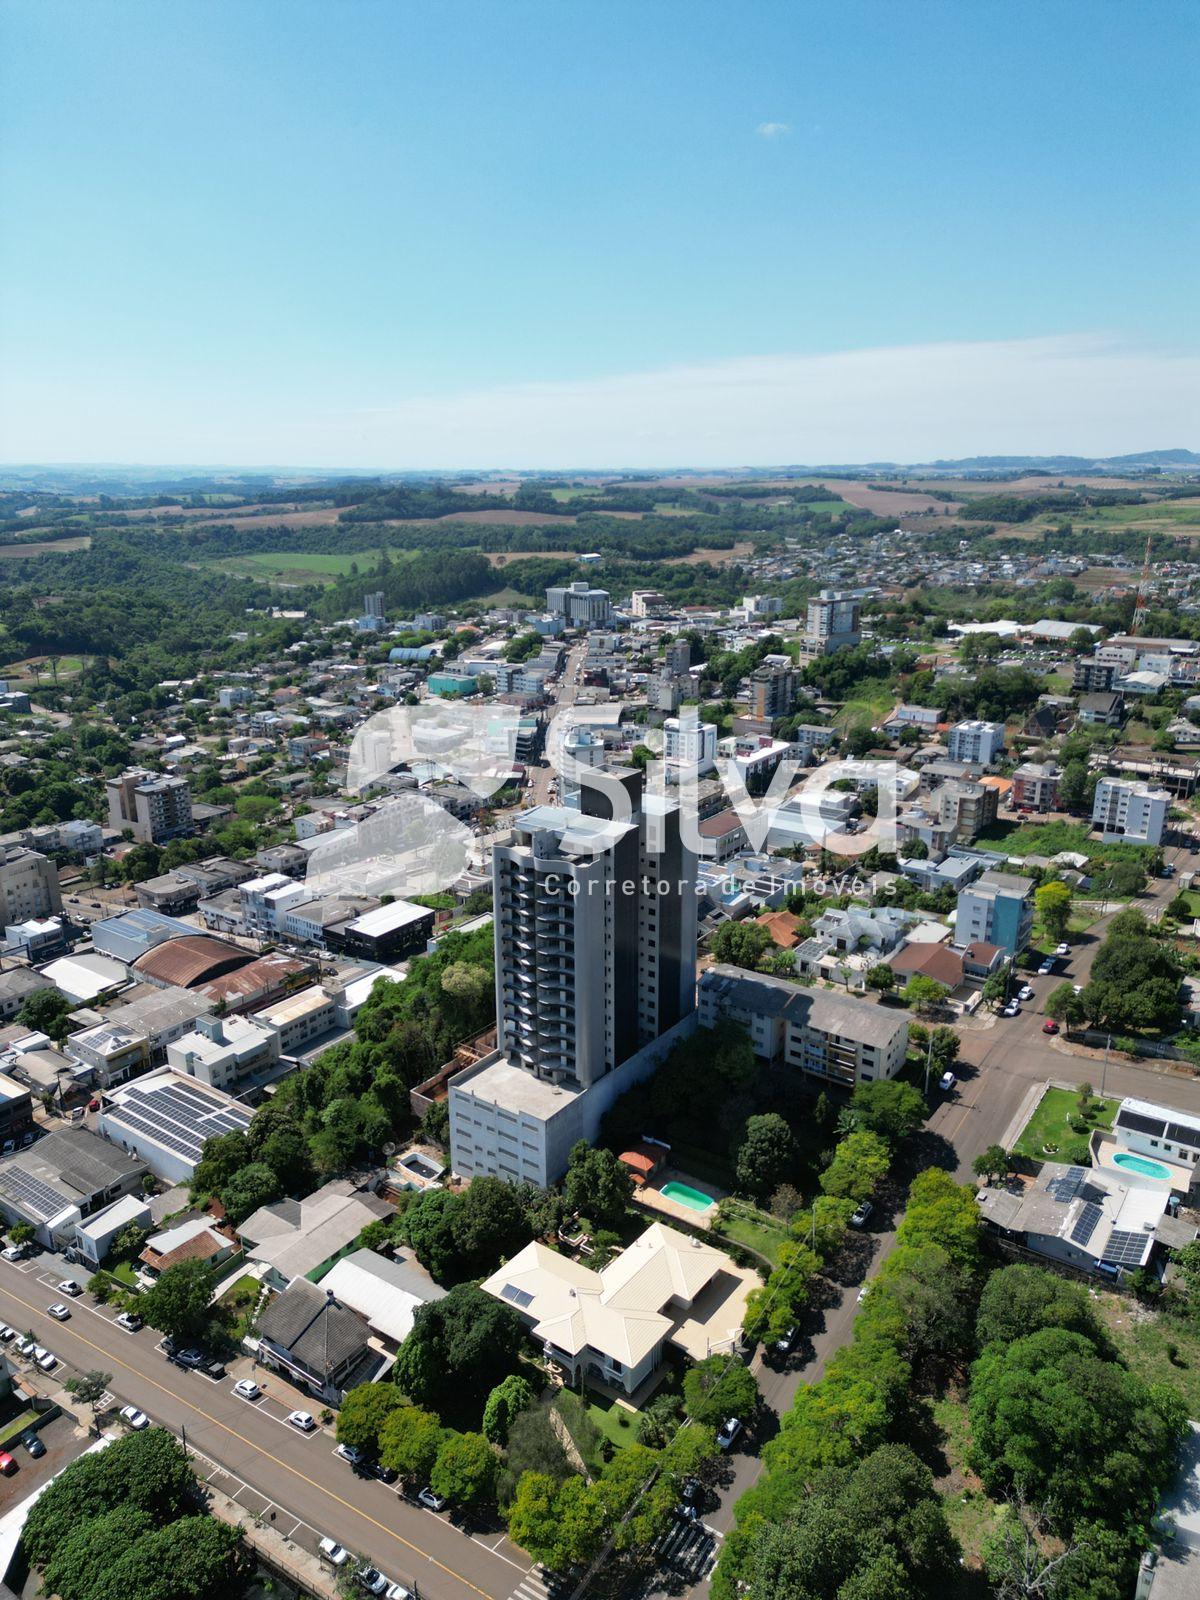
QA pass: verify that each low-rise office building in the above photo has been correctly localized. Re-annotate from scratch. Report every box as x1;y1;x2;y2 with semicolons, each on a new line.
0;1128;147;1250
99;1067;253;1183
166;1013;280;1093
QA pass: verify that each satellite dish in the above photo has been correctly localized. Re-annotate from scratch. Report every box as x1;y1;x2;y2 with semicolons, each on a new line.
382;1142;397;1157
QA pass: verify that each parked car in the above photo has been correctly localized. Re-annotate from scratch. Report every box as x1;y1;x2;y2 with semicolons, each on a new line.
1055;942;1070;956
35;1349;56;1372
1073;983;1085;995
1017;984;1035;1002
287;1410;317;1433
1038;959;1055;976
201;1355;226;1379
938;1070;957;1092
417;1486;447;1512
849;1199;874;1229
356;1567;389;1596
857;1281;873;1304
1002;1001;1021;1017
1042;1020;1060;1035
0;1325;15;1342
0;1450;16;1475
115;1311;144;1333
57;1279;81;1297
318;1537;350;1568
335;1442;365;1467
1;1245;27;1263
675;1500;700;1521
47;1303;70;1321
171;1347;205;1370
716;1416;743;1451
14;1337;34;1357
232;1378;261;1400
87;1098;101;1112
20;1430;45;1458
680;1476;701;1504
119;1406;149;1430
773;1325;799;1357
385;1584;412;1600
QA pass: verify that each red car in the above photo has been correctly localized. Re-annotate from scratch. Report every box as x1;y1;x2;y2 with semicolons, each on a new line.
87;1099;100;1112
1042;1019;1060;1035
0;1451;17;1475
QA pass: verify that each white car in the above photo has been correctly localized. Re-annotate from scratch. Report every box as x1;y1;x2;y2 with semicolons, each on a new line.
115;1311;144;1333
1002;1001;1021;1017
1;1245;26;1263
1055;942;1070;956
1017;985;1035;1002
14;1337;34;1357
386;1585;413;1600
119;1405;149;1430
0;1325;15;1343
356;1567;389;1596
232;1379;261;1400
287;1409;316;1432
47;1303;70;1321
319;1537;350;1568
335;1442;364;1466
57;1279;82;1297
716;1416;743;1450
35;1348;57;1372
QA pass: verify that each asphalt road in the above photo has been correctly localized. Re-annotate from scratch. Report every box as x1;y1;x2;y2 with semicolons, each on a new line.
0;1258;533;1600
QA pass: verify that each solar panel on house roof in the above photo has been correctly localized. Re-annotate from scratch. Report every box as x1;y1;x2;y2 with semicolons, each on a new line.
1102;1229;1151;1267
1116;1109;1167;1139
1047;1167;1087;1203
1070;1202;1104;1247
1167;1123;1200;1150
501;1283;534;1309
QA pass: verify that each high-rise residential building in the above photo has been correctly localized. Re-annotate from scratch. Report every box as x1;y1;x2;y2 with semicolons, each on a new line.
0;846;63;927
106;769;194;845
662;639;691;675
629;591;669;618
663;717;717;775
936;779;998;841
955;871;1035;955
739;594;783;619
560;727;606;809
545;581;612;627
1012;761;1061;813
750;664;799;722
450;773;697;1185
363;591;385;619
805;590;861;654
946;719;1005;765
1091;778;1171;846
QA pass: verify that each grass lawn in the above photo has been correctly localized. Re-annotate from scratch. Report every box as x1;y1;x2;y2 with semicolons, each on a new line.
1099;1292;1200;1415
108;1260;139;1287
218;1272;261;1307
717;1199;789;1267
205;550;388;581
834;690;894;732
1012;1085;1118;1162
583;1392;641;1450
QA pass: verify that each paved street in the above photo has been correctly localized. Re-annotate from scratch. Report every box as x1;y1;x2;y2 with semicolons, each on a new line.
0;1258;536;1600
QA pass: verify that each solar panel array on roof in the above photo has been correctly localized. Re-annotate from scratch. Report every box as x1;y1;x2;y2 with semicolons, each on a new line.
1116;1109;1167;1139
1102;1229;1151;1267
1167;1122;1200;1150
1047;1167;1087;1203
0;1167;68;1222
1070;1202;1104;1247
106;1080;251;1163
501;1283;534;1309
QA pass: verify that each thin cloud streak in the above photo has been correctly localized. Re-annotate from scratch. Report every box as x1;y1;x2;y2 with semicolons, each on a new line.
2;336;1195;469
756;120;790;138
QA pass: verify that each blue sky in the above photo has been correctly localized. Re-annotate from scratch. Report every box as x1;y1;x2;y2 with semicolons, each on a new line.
2;0;1196;467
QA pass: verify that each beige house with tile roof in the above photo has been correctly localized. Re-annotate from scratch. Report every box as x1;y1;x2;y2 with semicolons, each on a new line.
481;1221;755;1395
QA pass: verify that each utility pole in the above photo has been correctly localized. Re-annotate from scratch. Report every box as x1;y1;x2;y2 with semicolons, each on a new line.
1101;1032;1111;1098
923;1028;934;1098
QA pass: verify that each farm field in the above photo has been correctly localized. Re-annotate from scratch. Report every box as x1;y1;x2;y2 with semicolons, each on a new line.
663;540;755;565
202;550;384;582
0;536;92;557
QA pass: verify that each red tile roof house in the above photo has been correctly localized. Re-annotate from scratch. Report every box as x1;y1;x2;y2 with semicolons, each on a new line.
887;941;965;991
962;941;1006;984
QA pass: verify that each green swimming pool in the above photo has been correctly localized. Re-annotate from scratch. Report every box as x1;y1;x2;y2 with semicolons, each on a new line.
661;1181;716;1212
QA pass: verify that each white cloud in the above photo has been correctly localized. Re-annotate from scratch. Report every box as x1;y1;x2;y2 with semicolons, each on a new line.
756;120;790;139
3;335;1196;469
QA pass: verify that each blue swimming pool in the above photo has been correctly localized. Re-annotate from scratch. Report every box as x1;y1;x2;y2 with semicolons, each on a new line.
1112;1151;1173;1180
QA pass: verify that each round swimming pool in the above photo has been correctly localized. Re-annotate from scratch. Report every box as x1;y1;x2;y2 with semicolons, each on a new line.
1112;1151;1173;1180
661;1181;717;1212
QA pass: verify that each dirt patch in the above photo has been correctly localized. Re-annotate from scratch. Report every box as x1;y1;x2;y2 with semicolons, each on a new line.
0;536;91;557
665;541;755;566
832;483;964;518
402;508;577;527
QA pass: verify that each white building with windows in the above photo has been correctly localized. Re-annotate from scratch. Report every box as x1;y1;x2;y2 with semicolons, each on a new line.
1091;778;1170;847
946;720;1005;765
663;717;717;775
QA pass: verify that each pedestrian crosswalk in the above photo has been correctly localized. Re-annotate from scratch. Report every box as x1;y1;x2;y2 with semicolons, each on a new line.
652;1515;718;1582
508;1567;556;1600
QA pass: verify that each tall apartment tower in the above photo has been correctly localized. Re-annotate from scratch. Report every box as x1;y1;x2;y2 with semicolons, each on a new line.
106;768;194;845
363;591;385;619
806;590;862;654
662;639;691;676
0;847;63;926
492;773;696;1091
750;664;799;722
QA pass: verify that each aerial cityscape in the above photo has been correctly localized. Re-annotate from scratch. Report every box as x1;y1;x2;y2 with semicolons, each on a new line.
0;4;1198;1600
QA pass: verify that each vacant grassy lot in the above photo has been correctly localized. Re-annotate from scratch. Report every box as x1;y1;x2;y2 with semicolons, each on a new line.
1;654;85;680
1100;1291;1200;1415
833;691;894;732
1012;1085;1117;1162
